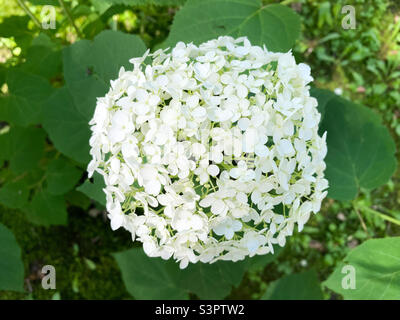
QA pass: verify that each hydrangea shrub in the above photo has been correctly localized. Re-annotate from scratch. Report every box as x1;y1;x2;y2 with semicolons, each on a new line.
0;0;397;300
88;36;328;268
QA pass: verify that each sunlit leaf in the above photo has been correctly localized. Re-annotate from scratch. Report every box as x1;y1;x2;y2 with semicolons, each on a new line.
0;69;54;126
324;237;400;299
164;0;300;52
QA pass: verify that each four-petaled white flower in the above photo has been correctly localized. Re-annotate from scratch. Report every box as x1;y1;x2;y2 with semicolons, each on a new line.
108;110;134;143
213;218;242;240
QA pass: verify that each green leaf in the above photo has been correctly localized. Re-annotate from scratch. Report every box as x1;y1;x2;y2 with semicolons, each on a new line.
0;16;30;38
42;87;91;164
90;0;113;14
31;33;58;48
324;237;400;300
82;18;106;40
45;31;146;165
46;157;83;195
318;94;397;201
0;130;11;162
164;0;300;52
180;260;247;299
0;66;5;86
95;0;186;7
113;248;188;299
76;172;106;206
113;247;281;299
71;4;93;19
63;30;147;120
245;245;283;272
310;87;336;121
21;45;62;80
0;223;25;292
262;270;323;300
0;16;34;49
0;69;54;126
65;190;91;210
0;179;30;209
29;0;59;5
8;126;46;175
28;190;68;226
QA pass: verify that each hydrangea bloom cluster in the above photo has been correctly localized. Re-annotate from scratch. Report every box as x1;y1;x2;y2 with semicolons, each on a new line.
88;36;328;269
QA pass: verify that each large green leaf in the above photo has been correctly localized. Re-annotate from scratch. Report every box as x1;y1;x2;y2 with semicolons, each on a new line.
318;94;396;200
63;30;147;120
0;223;24;292
43;31;147;164
262;270;323;300
46;158;83;195
0;16;34;49
76;172;106;206
0;180;30;209
180;259;246;299
310;87;336;121
0;130;10;164
65;190;91;210
29;0;59;5
246;245;283;272
0;69;54;126
113;247;280;299
164;0;300;52
7;126;46;175
27;190;68;226
324;237;400;300
113;248;188;299
42;87;91;164
21;45;62;80
95;0;186;6
0;16;31;38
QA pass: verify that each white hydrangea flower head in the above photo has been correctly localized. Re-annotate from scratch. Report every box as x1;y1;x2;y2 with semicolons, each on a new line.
88;36;328;269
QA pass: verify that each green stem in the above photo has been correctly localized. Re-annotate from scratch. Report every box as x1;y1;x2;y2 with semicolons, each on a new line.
389;16;400;42
58;0;83;38
357;203;400;227
279;0;297;5
352;201;370;237
16;0;42;29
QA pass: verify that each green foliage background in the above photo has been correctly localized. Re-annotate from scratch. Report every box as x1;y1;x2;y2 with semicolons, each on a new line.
0;0;399;300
